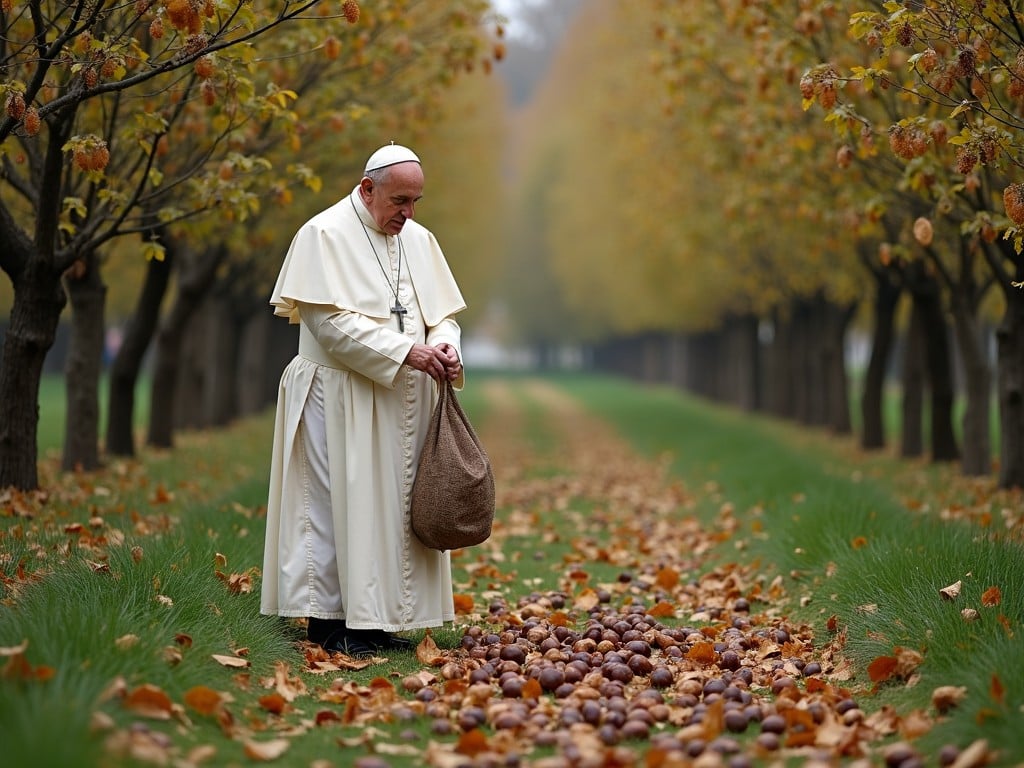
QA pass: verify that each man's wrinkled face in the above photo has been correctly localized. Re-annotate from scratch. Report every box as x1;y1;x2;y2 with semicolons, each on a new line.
360;162;424;235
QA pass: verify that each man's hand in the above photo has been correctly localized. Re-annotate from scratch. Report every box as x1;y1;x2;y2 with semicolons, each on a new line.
435;343;462;381
405;343;460;381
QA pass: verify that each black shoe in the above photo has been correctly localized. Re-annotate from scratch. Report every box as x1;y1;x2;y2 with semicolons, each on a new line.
307;617;346;646
318;628;378;658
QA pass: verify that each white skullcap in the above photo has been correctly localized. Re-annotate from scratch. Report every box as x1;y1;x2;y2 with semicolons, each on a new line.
364;143;420;173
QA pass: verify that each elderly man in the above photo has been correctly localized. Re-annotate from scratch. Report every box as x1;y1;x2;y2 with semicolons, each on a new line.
261;144;465;657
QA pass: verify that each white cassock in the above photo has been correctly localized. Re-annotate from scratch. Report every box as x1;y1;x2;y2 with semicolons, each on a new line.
261;186;466;632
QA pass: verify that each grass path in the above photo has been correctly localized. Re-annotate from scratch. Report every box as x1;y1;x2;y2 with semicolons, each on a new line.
1;373;1021;767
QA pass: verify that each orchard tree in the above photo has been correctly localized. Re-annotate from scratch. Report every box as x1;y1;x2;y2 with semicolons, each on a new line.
0;0;350;490
800;1;1024;487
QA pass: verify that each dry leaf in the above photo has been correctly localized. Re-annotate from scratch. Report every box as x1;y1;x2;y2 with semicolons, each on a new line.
940;580;962;600
211;654;250;668
990;674;1005;706
932;685;967;714
981;586;1001;607
184;686;223;715
114;634;140;650
123;684;173;719
415;630;445;666
258;692;287;715
242;739;290;761
961;608;979;621
868;655;898;683
455;729;489;757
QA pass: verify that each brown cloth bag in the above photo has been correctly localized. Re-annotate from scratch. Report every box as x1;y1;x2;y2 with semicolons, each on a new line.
410;379;495;551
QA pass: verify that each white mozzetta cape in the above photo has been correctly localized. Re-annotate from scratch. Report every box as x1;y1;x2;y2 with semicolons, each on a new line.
261;190;466;631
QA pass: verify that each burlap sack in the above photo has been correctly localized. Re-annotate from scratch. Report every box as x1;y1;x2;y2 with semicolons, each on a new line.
410;380;495;551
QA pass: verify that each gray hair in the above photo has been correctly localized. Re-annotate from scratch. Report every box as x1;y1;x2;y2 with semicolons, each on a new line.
365;167;389;186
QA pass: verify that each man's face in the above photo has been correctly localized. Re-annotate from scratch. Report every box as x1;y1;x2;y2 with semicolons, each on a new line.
361;162;424;235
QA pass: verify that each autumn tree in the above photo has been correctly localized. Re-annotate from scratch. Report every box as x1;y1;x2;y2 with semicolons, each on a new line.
0;0;347;490
799;1;1024;486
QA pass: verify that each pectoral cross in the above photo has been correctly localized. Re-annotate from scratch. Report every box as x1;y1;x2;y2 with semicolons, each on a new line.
391;301;407;332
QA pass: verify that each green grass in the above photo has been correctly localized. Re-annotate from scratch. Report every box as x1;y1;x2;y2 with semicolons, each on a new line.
555;373;1024;759
4;371;1023;766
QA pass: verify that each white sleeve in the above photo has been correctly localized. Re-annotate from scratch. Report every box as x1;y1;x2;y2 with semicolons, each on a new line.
298;302;415;389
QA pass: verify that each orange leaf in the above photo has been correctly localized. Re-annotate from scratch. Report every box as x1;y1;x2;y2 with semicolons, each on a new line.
415;630;445;665
369;676;394;693
990;674;1005;706
184;685;222;715
259;692;287;715
826;615;839;632
686;641;716;665
549;611;570;627
521;678;542;699
867;656;898;683
655;567;680;590
981;586;1002;607
315;709;342;725
453;593;475;614
851;536;868;549
456;729;489;757
123;684;174;719
805;677;826;693
648;601;675;618
33;665;55;682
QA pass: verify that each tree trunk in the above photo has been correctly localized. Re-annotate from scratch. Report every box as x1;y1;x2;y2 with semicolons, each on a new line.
0;107;75;490
147;245;227;448
823;298;856;435
106;246;174;457
724;314;759;411
900;300;926;459
996;285;1024;489
950;297;991;477
921;280;960;463
861;267;901;450
61;255;106;472
763;309;795;419
0;262;67;489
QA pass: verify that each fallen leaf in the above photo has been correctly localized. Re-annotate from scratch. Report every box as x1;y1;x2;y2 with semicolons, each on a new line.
939;580;962;600
961;608;979;621
648;601;676;618
455;729;489;757
981;586;1001;607
655;566;680;589
415;630;445;666
452;593;474;613
114;634;139;650
686;641;716;665
259;692;287;715
184;685;223;715
990;674;1005;706
242;739;290;761
211;654;250;668
123;684;173;719
932;685;967;714
868;656;898;683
